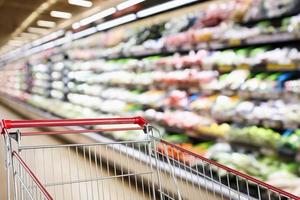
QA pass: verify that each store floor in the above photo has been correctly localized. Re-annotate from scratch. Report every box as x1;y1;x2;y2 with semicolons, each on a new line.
0;104;149;200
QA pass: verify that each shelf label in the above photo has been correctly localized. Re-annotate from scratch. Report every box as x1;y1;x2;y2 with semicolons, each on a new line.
267;63;297;71
219;65;232;72
267;63;280;70
237;64;250;70
228;39;241;46
282;63;297;70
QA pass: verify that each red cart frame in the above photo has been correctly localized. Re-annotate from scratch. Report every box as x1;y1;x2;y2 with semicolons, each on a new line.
1;117;299;200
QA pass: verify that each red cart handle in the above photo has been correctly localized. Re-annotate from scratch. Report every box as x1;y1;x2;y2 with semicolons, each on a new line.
1;117;148;135
2;117;147;129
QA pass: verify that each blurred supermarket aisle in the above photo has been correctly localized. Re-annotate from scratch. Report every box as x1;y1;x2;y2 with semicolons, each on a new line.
0;104;149;200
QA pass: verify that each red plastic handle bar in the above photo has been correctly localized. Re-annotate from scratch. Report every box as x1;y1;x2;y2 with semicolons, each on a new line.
12;151;53;200
1;117;148;130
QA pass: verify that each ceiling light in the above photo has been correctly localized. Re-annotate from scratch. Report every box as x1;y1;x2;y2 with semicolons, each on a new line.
55;36;68;46
97;14;136;31
14;36;29;41
31;30;65;46
8;40;23;46
23;43;32;49
20;32;39;38
28;27;48;34
117;0;145;10
9;40;23;44
1;46;11;52
80;7;116;27
51;30;65;38
37;20;56;28
50;11;72;19
68;0;92;7
72;27;97;40
137;0;198;18
41;41;56;50
72;22;81;29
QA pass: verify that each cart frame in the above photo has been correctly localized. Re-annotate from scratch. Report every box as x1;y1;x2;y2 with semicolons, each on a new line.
1;116;300;200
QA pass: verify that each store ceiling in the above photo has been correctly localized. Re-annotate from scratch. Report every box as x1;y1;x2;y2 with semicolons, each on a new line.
0;0;43;46
0;0;174;54
0;0;110;48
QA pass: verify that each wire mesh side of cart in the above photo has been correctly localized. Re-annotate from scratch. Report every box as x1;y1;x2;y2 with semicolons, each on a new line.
13;139;158;200
12;150;53;200
1;124;54;200
10;138;300;200
151;137;300;200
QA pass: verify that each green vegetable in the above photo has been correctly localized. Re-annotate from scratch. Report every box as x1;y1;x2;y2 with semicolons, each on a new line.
163;134;189;143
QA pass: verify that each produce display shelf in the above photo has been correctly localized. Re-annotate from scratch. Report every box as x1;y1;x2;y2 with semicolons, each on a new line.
160;123;220;142
51;98;220;142
68;81;299;99
63;88;300;131
67;83;299;104
229;141;298;163
79;97;300;161
240;9;300;26
64;32;300;62
64;61;300;76
53;90;300;157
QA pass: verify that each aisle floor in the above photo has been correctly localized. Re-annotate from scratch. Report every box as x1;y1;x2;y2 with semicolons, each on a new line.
0;104;150;200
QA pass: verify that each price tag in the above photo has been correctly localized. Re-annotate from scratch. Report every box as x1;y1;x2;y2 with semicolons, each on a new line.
218;65;232;72
281;63;297;70
267;63;297;71
267;63;280;70
237;64;250;70
228;39;241;46
189;87;200;93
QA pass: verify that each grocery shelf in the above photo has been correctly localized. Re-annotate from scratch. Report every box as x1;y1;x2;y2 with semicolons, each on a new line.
160;123;220;142
64;33;300;62
229;141;297;163
68;80;299;102
64;88;300;131
240;8;300;27
56;94;297;156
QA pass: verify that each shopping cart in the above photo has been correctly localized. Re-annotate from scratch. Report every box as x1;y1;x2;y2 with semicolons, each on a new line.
1;116;299;200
